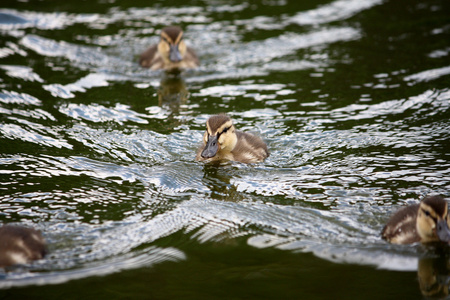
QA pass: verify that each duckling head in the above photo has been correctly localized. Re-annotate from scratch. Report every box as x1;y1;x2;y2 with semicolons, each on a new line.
157;26;187;63
417;195;450;243
201;115;237;159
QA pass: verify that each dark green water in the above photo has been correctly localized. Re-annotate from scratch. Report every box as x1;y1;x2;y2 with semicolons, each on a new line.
0;0;450;298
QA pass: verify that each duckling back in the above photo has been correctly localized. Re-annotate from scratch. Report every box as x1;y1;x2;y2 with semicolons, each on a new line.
232;131;269;164
0;225;46;267
381;204;421;244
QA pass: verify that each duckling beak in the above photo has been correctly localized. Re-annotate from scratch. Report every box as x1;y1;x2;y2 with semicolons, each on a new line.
436;219;450;243
201;135;219;158
169;44;182;62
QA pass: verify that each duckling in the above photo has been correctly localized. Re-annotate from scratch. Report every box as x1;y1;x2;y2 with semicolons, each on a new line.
381;195;450;244
196;114;269;164
0;225;46;268
139;26;199;72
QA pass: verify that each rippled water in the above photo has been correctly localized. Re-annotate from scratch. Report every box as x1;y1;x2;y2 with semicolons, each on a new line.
1;0;450;298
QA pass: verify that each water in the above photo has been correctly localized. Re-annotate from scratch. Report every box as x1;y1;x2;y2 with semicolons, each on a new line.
0;0;449;298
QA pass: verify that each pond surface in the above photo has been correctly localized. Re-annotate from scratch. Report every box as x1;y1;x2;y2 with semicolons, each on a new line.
0;0;450;298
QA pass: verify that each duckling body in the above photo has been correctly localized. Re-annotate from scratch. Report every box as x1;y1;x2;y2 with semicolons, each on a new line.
382;195;450;244
139;26;199;72
196;114;269;164
0;225;46;267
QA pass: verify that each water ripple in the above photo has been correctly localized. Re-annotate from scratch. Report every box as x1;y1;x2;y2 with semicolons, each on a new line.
0;65;43;83
0;90;41;105
1;0;450;291
290;0;383;25
20;34;130;70
0;9;99;32
0;246;184;288
0;122;72;149
327;89;449;124
404;65;450;83
206;27;360;77
59;103;148;124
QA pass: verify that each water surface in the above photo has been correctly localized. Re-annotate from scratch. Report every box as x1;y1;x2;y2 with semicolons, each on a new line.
0;0;450;298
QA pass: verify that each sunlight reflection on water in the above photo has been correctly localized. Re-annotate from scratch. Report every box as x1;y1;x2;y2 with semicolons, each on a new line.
0;0;449;291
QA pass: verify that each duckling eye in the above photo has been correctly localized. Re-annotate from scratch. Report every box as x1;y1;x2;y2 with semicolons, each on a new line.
421;209;438;223
222;127;230;134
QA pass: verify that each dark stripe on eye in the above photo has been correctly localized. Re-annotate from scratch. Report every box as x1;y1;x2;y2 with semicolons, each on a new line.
216;126;230;138
422;208;437;223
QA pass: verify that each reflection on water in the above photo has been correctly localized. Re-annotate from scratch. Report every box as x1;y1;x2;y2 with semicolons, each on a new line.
0;0;450;297
418;253;450;298
157;74;188;113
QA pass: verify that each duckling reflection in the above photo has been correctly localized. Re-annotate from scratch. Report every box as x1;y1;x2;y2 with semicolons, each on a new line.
0;225;46;268
382;195;450;245
196;114;269;164
139;26;199;73
157;74;188;113
201;164;245;202
418;255;450;298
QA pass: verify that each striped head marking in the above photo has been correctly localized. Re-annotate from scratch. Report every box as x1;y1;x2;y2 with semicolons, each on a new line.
201;115;237;158
206;114;232;136
417;195;450;243
161;26;184;44
159;26;186;62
